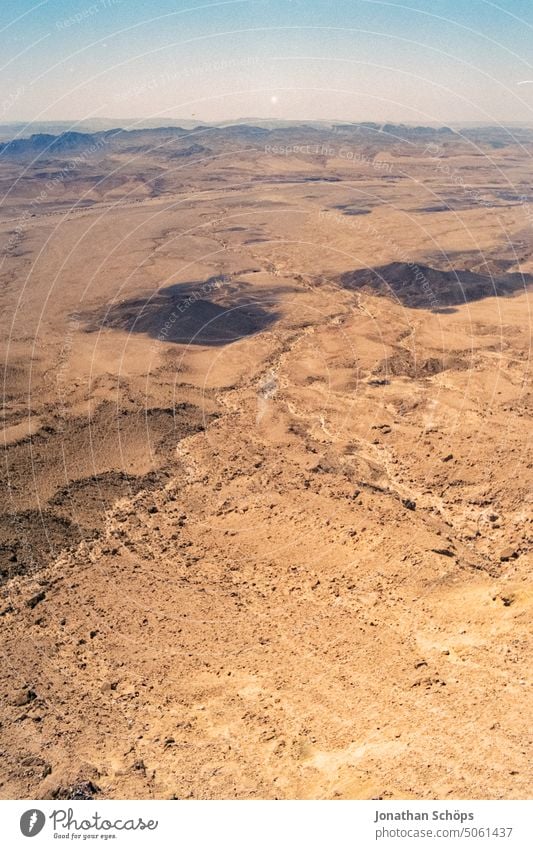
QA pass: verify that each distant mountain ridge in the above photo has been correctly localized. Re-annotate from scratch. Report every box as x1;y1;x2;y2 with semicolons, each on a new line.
1;121;532;160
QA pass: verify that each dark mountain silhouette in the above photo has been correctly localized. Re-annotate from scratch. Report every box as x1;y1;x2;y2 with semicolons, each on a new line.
0;131;109;157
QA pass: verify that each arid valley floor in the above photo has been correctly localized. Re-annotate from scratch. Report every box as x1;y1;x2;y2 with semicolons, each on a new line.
0;123;531;800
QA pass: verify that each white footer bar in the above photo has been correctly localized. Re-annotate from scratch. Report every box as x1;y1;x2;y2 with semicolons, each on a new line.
2;799;530;848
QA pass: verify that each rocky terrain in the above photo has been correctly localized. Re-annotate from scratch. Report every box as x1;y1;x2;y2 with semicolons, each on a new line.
0;123;531;799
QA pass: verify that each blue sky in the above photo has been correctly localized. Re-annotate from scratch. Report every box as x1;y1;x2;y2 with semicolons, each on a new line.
2;0;533;124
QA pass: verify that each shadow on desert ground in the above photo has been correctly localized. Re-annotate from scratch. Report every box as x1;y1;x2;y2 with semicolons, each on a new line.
82;280;282;346
338;261;532;311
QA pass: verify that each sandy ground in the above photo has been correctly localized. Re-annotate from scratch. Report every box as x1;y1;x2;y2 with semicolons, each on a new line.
0;125;531;799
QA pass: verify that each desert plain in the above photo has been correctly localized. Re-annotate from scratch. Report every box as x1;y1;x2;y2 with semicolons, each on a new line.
0;122;531;799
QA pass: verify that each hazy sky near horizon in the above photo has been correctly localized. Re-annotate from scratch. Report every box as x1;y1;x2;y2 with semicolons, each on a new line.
2;0;533;127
